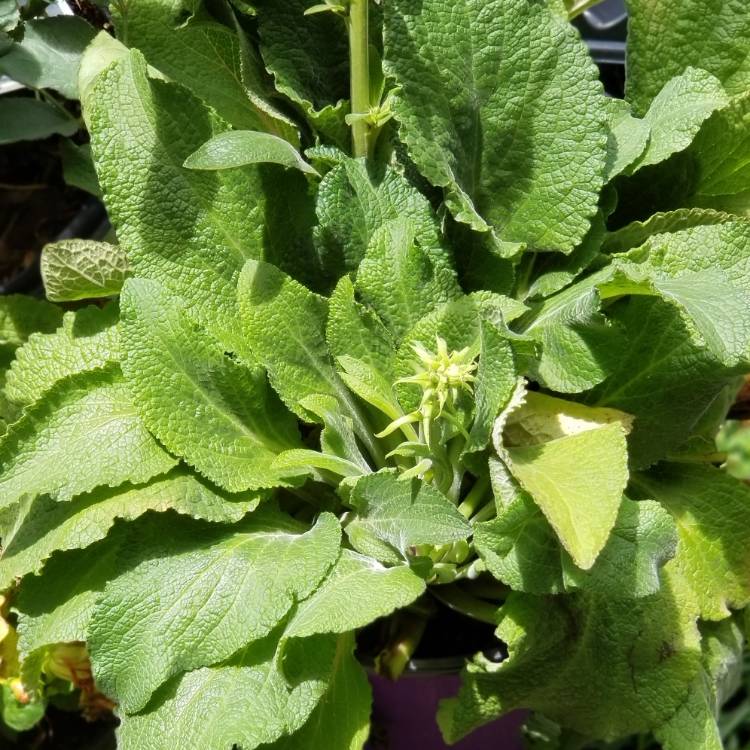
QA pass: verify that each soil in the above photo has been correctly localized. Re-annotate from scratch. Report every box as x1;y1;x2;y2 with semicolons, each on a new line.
0;137;89;293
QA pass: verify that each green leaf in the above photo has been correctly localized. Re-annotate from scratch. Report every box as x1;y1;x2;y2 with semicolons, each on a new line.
268;632;371;750
83;49;279;356
60;139;101;197
561;498;677;597
286;549;425;639
611;93;750;222
40;239;127;302
327;275;396;381
14;532;127;668
272;449;366;480
0;468;259;589
626;0;750;115
116;630;338;750
5;303;118;406
254;0;350;147
603;98;650;182
184;131;317;175
504;423;629;570
121;278;299;492
687;93;750;202
314;157;451;276
89;510;340;712
476;460;677;598
620;219;750;293
345;470;471;559
0;295;62;350
0;17;96;99
0;0;18;33
438;581;702;742
655;620;744;750
237;260;351;421
603;208;734;255
628;69;728;172
0;368;177;510
77;29;137;101
634;463;750;620
0;97;78;144
356;218;461;342
475;457;565;595
383;0;608;252
464;320;516;455
298;393;371;471
597;263;750;369
111;0;288;134
526;209;608;299
590;297;744;468
519;282;626;393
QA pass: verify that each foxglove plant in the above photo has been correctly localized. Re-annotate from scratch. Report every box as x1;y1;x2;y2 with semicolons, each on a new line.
1;0;750;747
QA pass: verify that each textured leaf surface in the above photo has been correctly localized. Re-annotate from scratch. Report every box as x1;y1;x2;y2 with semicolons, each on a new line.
84;50;270;354
356;218;460;342
41;239;127;302
629;69;728;171
655;620;743;750
0;17;95;98
561;498;677;597
327;276;396;380
477;461;676;598
237;260;351;421
603;99;650;182
505;423;629;570
116;631;337;750
286;549;425;639
597;263;750;369
89;510;340;712
286;549;425;638
590;297;743;468
383;0;607;251
464;320;516;455
268;633;371;750
315;158;450;275
626;0;750;114
0;295;62;350
520;280;625;393
254;0;350;145
6;303;119;406
603;209;735;255
184;130;316;174
346;470;471;558
0;469;258;588
14;533;126;666
526;210;608;299
112;0;283;133
634;463;750;620
438;581;701;742
121;279;299;491
0;369;176;509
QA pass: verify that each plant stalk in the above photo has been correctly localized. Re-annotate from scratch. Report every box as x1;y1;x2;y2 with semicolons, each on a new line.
348;0;370;158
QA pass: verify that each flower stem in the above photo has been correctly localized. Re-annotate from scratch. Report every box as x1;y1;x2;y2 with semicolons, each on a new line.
457;474;490;519
431;584;499;625
348;0;370;158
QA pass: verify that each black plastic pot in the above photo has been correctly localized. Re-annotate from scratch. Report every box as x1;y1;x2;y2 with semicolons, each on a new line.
575;0;627;98
367;658;525;750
